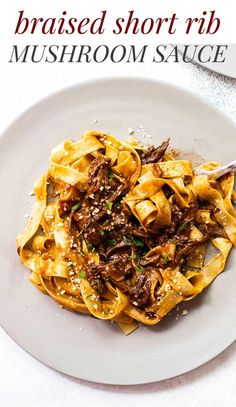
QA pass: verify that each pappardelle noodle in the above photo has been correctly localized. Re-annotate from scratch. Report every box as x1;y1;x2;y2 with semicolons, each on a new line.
17;131;236;334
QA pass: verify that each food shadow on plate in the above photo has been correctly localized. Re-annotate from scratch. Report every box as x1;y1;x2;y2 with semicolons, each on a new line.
144;286;209;334
67;282;213;335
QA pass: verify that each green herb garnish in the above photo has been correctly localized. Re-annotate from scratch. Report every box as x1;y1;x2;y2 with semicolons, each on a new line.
86;241;97;253
71;202;81;212
128;255;135;260
129;253;141;261
108;239;117;246
108;172;115;179
163;254;169;264
177;222;188;232
86;294;93;299
122;236;130;244
134;238;145;248
106;201;113;211
135;265;145;274
99;230;105;236
80;249;88;257
79;271;87;279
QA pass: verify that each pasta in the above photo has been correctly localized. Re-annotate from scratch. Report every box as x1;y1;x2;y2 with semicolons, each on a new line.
17;131;236;334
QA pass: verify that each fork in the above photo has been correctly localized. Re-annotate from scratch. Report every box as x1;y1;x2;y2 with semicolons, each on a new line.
194;160;236;179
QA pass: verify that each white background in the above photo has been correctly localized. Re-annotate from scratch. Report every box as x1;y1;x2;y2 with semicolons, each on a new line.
1;1;236;406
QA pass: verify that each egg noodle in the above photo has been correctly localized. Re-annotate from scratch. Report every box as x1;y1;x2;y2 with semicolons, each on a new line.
17;131;236;334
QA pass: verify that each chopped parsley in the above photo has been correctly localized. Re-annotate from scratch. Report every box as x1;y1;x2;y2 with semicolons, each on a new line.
129;253;141;261
71;202;81;212
122;236;130;244
86;241;97;253
80;249;88;257
108;239;117;246
135;265;145;274
128;255;135;260
86;294;93;299
177;222;188;232
79;271;87;279
99;230;105;236
108;172;115;179
106;201;113;211
163;254;169;264
133;238;145;248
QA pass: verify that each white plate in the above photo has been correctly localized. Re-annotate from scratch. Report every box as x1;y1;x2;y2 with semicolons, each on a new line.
0;78;236;385
178;44;236;79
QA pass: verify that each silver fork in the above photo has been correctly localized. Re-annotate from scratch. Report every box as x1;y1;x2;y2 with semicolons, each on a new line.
194;160;236;179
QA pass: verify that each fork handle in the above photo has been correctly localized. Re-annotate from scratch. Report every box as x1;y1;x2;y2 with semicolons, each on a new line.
195;160;236;178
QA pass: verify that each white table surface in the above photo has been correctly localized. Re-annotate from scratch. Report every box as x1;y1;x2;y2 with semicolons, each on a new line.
0;52;236;406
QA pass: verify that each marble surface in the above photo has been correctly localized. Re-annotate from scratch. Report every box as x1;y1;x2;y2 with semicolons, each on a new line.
0;54;236;406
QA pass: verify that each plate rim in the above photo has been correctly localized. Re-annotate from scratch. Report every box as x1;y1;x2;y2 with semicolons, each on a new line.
1;75;236;141
1;322;236;385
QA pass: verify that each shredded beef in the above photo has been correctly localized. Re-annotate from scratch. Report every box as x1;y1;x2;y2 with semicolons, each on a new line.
58;200;75;217
106;242;131;257
84;264;106;294
87;156;110;195
175;241;201;264
183;198;198;223
130;271;156;308
85;259;132;294
62;139;227;312
156;203;184;244
139;254;161;267
199;223;228;239
139;139;170;165
127;224;148;239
